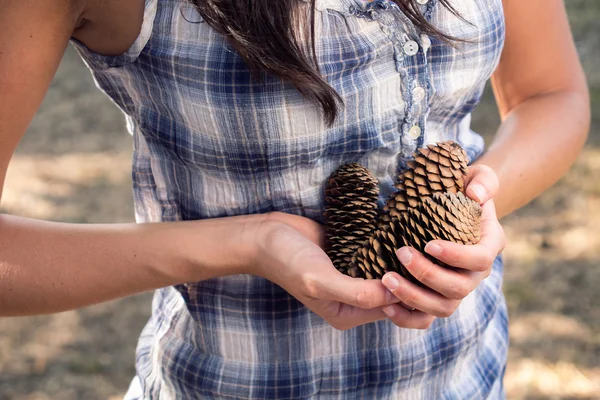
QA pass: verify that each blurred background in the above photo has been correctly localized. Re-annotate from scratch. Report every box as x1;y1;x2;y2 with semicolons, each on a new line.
0;2;598;399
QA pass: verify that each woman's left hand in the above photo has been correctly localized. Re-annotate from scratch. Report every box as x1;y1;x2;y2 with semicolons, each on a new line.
380;164;507;323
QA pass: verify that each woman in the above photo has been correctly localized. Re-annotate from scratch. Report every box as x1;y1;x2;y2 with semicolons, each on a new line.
0;0;589;398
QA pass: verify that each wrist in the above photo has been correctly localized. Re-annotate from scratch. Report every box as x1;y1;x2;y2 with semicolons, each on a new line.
247;215;290;278
236;214;269;276
163;214;267;283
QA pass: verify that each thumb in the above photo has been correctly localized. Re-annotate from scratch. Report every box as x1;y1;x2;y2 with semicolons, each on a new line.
317;271;397;309
465;164;499;204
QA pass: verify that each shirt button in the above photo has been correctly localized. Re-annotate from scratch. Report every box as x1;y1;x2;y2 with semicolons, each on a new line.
421;35;431;52
403;40;419;56
417;0;429;4
408;125;422;139
412;86;426;102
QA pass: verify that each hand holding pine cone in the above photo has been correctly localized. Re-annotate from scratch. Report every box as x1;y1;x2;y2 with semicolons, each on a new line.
324;141;482;281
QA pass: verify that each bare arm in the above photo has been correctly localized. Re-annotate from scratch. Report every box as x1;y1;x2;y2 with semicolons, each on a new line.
0;0;273;317
382;1;590;318
0;1;251;316
0;215;262;315
0;0;409;328
476;0;590;218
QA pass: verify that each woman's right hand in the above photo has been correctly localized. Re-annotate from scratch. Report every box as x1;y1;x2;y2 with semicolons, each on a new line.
248;212;435;331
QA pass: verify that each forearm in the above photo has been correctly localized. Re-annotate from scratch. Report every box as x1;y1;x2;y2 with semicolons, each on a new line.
0;214;260;316
475;89;589;218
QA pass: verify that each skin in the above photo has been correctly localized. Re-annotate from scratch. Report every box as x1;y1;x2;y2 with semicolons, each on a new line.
381;0;590;322
0;0;590;332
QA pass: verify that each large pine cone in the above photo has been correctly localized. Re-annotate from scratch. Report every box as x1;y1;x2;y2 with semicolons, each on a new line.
349;192;482;280
324;141;482;281
324;163;380;274
381;141;469;225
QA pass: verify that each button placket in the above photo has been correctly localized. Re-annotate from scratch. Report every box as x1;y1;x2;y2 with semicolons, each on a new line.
350;0;432;151
402;32;431;147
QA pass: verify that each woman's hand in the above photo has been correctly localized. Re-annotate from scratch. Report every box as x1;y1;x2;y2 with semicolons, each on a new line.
249;212;436;330
380;165;507;322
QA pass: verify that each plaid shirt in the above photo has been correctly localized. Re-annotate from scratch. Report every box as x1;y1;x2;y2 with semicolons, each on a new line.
73;0;508;398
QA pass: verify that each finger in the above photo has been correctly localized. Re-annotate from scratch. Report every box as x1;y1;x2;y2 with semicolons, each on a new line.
323;303;434;331
424;241;496;273
382;273;460;318
464;164;499;204
397;247;477;300
381;304;436;330
480;196;500;223
423;202;506;272
310;270;400;309
319;302;388;330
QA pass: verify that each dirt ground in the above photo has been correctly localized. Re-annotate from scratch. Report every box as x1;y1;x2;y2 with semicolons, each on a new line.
1;3;599;399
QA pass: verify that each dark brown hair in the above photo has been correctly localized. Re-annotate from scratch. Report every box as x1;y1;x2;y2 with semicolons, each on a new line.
190;0;460;125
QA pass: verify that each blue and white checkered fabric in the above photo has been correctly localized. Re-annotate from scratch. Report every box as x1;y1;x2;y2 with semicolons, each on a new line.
73;0;508;398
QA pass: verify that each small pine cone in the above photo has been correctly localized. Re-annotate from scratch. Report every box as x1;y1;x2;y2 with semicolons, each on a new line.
324;163;380;274
348;192;482;281
381;141;469;224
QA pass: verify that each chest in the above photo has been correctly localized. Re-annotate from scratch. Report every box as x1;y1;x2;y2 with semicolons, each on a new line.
132;1;503;140
76;0;504;183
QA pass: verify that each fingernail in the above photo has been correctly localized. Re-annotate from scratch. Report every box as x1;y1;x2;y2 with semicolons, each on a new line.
396;247;412;265
470;184;486;203
425;242;442;257
382;274;400;291
383;306;396;318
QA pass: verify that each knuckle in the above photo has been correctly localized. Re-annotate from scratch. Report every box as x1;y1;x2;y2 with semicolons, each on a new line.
436;302;456;318
482;253;495;270
416;264;433;285
447;282;470;300
479;165;498;184
416;317;435;330
329;320;348;331
474;262;489;273
302;274;322;299
400;292;417;307
355;287;374;309
476;164;491;173
265;211;284;220
474;253;493;272
424;317;435;329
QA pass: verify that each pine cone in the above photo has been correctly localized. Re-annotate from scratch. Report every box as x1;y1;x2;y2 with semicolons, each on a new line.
324;163;380;274
349;192;482;281
323;141;482;282
381;141;469;224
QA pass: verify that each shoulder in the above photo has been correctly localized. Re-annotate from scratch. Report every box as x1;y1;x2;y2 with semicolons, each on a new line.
72;0;146;56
